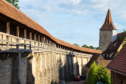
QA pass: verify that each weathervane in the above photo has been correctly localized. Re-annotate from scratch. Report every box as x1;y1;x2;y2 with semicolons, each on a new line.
108;5;110;9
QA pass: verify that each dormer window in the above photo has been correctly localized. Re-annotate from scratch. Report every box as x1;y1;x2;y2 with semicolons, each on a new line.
114;42;117;47
110;52;114;59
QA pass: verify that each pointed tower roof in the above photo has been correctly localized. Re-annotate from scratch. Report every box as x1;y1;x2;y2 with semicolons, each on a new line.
100;9;116;30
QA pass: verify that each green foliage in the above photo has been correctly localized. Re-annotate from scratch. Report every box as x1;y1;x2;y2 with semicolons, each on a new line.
82;44;89;48
88;61;99;84
119;30;126;42
73;43;79;46
88;61;111;84
82;44;99;49
112;54;116;59
95;47;99;50
88;46;95;49
6;0;19;9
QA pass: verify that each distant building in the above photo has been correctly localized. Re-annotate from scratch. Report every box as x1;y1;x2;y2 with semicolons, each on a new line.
99;9;117;52
106;44;126;84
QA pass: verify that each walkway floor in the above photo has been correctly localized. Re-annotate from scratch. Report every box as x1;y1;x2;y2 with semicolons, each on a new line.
66;80;87;84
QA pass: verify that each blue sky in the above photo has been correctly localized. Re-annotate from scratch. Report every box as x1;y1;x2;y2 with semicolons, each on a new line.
19;0;126;47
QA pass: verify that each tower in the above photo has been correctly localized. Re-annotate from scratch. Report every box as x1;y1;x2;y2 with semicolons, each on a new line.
99;9;117;51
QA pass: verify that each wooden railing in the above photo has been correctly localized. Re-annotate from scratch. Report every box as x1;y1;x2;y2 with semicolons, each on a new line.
0;32;54;51
0;32;91;57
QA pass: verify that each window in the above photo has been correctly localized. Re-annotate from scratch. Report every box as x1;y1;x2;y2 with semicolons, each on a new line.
114;42;117;47
110;52;114;58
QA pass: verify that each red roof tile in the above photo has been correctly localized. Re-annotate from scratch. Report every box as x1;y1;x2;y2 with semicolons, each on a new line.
0;0;102;54
106;44;126;74
100;9;116;30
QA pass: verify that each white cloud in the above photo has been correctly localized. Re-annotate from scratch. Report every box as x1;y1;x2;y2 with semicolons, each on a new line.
114;23;126;29
71;0;81;5
18;0;126;47
64;0;81;5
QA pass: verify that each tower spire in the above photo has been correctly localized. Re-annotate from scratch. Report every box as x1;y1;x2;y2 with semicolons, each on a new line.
100;9;116;30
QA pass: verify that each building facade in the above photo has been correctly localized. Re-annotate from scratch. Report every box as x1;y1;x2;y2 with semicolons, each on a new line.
107;44;126;84
0;0;102;84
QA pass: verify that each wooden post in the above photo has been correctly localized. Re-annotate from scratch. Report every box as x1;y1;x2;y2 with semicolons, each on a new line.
6;22;10;34
29;32;32;49
6;22;10;48
41;36;43;49
24;29;26;49
43;37;45;48
16;26;19;37
43;37;45;43
38;35;40;50
34;34;36;49
16;26;19;49
24;29;26;38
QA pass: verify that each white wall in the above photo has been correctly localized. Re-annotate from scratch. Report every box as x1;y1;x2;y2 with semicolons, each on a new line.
112;30;117;42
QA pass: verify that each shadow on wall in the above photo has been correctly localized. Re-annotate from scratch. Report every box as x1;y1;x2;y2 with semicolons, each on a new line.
0;49;34;84
58;52;86;82
26;53;35;84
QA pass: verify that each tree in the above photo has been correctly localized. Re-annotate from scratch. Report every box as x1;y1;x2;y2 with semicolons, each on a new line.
82;44;88;48
73;43;79;46
6;0;19;9
119;30;126;42
95;47;99;50
88;46;94;49
82;44;95;49
88;61;111;84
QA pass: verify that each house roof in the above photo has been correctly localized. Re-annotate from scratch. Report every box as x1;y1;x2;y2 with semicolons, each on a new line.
0;0;102;54
100;9;116;30
102;38;122;59
102;32;126;59
86;53;100;68
106;44;126;75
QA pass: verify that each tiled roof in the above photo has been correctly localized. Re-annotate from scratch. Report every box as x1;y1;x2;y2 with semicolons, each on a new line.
100;9;116;30
102;32;126;59
86;53;100;68
102;38;122;59
0;0;102;54
106;44;126;75
117;32;125;37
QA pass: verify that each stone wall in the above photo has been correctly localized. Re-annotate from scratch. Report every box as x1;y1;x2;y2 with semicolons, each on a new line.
0;57;12;84
0;50;92;84
99;30;112;51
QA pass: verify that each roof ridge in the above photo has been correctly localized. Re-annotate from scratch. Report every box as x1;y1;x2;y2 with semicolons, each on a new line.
3;0;44;29
0;0;102;54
